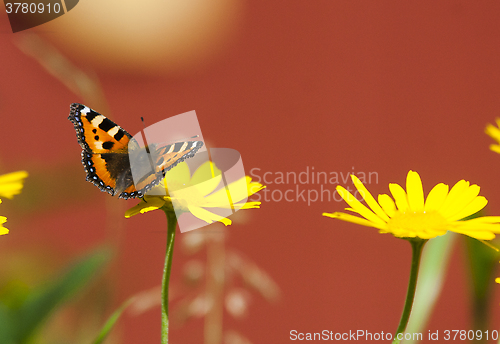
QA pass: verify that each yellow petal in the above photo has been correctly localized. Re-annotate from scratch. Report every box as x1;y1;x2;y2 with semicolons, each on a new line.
461;216;500;224
378;194;397;218
343;207;361;215
204;177;263;207
247;179;266;196
440;184;481;219
416;230;447;239
424;183;449;212
351;175;390;221
199;188;233;209
486;121;500;153
450;227;496;240
490;145;500;154
322;212;386;230
207;201;261;210
0;171;28;184
238;201;261;209
192;174;223;198
188;205;232;226
406;171;425;212
335;186;386;226
125;197;166;218
485;122;500;140
387;228;416;238
225;176;250;204
389;183;408;213
0;216;8;235
0;171;28;199
446;196;488;222
455;222;500;233
190;161;223;195
191;161;221;183
439;180;469;215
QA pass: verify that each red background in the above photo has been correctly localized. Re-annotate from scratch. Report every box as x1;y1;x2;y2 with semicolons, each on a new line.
1;1;500;343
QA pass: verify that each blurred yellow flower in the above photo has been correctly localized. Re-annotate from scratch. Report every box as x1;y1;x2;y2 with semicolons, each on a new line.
0;203;7;235
323;171;500;240
125;161;264;226
486;119;500;154
0;170;28;235
0;171;28;199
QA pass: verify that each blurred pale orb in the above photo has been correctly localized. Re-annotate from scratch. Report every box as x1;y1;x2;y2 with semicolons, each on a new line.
225;289;249;318
183;259;205;285
40;0;244;74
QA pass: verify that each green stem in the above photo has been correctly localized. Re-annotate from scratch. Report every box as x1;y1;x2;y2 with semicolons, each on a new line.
392;238;427;344
161;208;177;344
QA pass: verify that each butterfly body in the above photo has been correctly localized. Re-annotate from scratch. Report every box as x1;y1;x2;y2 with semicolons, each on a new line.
68;103;203;199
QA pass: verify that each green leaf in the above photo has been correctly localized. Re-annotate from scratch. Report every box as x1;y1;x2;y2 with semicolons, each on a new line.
93;297;134;344
0;303;15;344
461;209;499;333
12;247;112;344
464;236;498;332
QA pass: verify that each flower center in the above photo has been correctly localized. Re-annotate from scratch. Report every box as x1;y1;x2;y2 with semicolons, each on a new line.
387;210;448;236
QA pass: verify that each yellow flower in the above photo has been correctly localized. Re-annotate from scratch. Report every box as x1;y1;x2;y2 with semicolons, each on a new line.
0;170;28;235
486;119;500;154
0;171;28;199
323;170;500;240
0;201;7;235
125;161;264;226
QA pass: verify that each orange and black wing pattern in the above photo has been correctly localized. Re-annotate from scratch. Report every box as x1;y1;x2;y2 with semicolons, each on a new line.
68;103;141;198
130;141;204;194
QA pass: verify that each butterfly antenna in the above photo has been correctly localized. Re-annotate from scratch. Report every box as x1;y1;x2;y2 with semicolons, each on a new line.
140;117;151;153
139;117;159;180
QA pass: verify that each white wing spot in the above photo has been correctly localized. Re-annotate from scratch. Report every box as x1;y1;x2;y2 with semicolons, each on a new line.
108;126;119;137
91;115;104;126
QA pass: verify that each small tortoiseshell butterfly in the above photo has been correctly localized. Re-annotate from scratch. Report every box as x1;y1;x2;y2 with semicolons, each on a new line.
68;103;203;199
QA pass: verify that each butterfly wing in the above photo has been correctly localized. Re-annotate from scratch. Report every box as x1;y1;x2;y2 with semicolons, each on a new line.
68;103;142;199
128;140;204;195
154;141;203;174
68;103;131;153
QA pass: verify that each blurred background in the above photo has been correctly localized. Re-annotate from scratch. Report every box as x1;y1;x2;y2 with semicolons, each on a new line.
1;1;500;343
